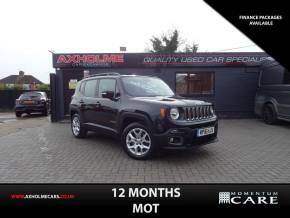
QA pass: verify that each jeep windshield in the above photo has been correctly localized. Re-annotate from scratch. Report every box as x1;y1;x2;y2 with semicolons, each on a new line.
121;76;174;97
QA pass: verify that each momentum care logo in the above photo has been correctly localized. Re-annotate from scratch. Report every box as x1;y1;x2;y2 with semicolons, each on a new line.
218;191;278;205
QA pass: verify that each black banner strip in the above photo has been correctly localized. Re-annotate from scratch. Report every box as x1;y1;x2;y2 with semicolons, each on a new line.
204;0;289;71
0;184;289;214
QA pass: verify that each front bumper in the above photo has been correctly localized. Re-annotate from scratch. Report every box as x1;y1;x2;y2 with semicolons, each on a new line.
154;121;218;149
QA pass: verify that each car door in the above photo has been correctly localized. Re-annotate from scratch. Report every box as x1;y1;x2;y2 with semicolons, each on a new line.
82;79;99;125
96;78;120;132
276;87;290;118
280;70;290;118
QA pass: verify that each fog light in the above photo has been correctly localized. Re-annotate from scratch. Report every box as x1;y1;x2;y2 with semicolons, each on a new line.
168;136;182;145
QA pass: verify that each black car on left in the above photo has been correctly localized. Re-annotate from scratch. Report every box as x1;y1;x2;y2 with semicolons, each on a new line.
15;91;49;117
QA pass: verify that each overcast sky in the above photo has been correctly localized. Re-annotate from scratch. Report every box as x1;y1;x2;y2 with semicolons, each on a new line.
0;0;264;83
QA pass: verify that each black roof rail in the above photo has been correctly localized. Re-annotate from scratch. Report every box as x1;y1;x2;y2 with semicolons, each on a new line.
88;72;120;77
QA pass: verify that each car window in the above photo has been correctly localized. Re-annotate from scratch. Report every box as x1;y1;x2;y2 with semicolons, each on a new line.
84;80;97;97
98;79;116;97
284;69;290;84
121;76;174;97
20;92;42;99
115;83;120;97
79;81;85;94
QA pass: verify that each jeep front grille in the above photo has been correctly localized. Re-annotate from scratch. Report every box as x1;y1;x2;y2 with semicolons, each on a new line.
182;105;213;120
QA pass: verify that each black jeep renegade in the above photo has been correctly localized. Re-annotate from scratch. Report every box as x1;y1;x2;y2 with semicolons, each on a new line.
70;73;218;160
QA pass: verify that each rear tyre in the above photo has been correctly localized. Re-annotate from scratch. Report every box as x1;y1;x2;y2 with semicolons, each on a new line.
71;113;87;138
263;104;277;124
15;112;22;118
42;109;48;116
121;122;156;160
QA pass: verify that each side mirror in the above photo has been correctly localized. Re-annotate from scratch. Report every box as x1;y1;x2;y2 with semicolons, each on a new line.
101;91;115;100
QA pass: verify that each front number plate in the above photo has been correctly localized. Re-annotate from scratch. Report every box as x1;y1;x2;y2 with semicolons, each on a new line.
197;127;215;137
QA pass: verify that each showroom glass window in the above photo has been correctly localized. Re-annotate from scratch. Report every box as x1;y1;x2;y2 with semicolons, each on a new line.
84;80;97;97
176;72;215;96
98;79;116;97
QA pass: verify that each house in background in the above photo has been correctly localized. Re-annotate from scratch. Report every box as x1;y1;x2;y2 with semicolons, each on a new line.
0;71;44;90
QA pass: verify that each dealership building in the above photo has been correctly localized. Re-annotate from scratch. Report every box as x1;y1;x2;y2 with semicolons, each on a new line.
50;52;269;122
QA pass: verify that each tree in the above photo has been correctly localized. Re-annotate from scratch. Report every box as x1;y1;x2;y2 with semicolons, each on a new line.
149;29;180;53
184;42;199;53
36;84;50;91
148;29;198;53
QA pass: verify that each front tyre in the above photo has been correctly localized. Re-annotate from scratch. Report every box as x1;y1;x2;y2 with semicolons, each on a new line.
42;109;48;116
263;104;277;124
121;122;156;160
71;114;87;138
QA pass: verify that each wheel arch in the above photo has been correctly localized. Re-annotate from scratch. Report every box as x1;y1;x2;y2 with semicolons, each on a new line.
70;107;80;118
263;100;278;114
119;112;154;133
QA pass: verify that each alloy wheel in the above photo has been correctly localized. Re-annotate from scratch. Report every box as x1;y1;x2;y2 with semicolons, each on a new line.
72;116;80;136
126;128;151;156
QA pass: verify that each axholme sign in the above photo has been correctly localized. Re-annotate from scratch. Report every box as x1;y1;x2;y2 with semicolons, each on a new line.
56;54;125;64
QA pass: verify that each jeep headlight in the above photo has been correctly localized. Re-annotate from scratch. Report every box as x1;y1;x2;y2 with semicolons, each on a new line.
170;108;179;120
